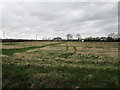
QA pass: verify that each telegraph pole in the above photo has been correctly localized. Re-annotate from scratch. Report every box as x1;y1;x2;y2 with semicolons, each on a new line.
36;34;37;40
3;31;5;39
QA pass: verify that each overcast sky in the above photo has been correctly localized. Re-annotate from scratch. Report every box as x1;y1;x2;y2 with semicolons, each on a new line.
0;2;118;39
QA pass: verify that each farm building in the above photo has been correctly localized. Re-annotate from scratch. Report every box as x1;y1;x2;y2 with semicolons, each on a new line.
53;37;62;41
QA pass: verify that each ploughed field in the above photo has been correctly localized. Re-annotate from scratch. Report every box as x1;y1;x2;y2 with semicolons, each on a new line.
1;41;119;88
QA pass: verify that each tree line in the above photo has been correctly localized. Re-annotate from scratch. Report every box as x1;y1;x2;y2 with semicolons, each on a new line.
66;34;120;42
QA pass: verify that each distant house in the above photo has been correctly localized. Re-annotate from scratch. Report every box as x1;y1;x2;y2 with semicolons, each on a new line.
53;37;62;41
81;39;84;42
100;37;107;41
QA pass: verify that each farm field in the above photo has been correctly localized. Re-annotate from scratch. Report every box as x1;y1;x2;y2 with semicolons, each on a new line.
1;41;119;88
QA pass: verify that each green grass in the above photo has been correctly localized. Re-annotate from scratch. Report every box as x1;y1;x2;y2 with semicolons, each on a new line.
2;42;64;56
3;59;118;88
3;43;18;45
85;47;93;48
2;42;119;88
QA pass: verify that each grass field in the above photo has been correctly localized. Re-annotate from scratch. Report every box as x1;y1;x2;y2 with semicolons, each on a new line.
1;41;119;88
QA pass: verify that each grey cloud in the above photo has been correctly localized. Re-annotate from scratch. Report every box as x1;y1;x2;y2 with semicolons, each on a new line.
0;2;118;39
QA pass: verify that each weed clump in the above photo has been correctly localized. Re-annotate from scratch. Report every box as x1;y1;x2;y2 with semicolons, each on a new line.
73;46;77;52
59;52;74;59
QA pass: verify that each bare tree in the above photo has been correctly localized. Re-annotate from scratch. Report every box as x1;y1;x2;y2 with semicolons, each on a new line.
66;34;73;40
77;34;81;41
